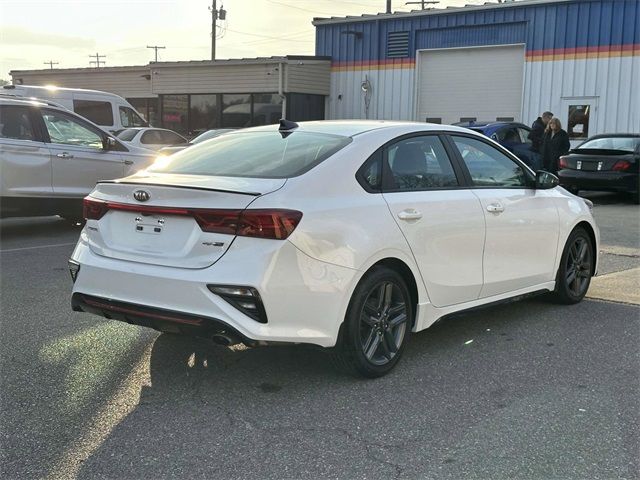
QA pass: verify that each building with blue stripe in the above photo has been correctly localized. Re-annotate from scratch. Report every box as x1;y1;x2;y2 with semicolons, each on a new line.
313;0;639;138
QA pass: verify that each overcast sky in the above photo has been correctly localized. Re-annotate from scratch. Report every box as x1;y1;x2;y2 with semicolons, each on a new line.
1;0;488;79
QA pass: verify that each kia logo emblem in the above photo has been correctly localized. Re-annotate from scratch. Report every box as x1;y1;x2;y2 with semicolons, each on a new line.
133;190;151;202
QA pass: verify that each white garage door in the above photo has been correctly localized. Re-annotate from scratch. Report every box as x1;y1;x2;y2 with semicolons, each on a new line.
416;45;525;125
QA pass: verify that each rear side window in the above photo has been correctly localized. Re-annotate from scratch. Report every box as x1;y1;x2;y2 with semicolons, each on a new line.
160;130;186;144
385;135;459;191
579;137;639;152
0;105;36;141
141;130;164;144
73;100;114;126
149;131;351;178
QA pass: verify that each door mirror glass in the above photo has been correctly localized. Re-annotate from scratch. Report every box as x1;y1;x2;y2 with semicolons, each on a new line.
536;170;559;189
103;136;117;150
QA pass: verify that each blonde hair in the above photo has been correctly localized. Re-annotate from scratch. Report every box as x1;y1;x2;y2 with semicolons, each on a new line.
546;117;562;132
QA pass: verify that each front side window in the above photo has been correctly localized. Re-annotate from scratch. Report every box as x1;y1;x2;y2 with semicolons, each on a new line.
42;110;103;150
517;127;532;145
149;131;351;179
73;100;114;126
452;135;528;188
385;135;459;191
495;127;521;144
119;106;148;128
0;105;36;141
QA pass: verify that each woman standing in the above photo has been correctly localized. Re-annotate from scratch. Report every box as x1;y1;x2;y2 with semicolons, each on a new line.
541;117;571;174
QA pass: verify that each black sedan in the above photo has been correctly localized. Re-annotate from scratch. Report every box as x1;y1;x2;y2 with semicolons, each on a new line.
558;134;640;203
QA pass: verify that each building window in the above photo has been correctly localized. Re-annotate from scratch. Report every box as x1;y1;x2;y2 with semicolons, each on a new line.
161;94;189;134
127;98;159;126
252;94;282;126
190;94;219;135
222;94;252;128
567;105;590;140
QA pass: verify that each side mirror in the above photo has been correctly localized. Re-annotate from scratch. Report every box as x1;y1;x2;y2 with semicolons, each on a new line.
535;170;559;189
103;136;117;150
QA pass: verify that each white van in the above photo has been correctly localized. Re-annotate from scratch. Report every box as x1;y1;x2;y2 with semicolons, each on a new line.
2;84;148;133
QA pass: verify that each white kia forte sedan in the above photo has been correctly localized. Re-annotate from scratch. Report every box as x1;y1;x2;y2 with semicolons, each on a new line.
69;120;599;377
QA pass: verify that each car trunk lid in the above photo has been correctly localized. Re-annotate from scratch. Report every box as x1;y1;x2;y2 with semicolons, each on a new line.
84;173;286;269
561;149;635;172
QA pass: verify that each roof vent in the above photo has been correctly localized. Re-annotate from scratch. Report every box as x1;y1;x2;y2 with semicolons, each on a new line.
387;31;409;58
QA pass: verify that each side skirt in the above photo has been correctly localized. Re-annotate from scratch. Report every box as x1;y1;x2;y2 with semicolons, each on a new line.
412;281;556;332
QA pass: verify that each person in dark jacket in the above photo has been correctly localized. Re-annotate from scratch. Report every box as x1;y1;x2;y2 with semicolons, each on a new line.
529;111;553;154
541;117;571;174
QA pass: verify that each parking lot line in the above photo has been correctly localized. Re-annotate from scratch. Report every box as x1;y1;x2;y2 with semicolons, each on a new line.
0;242;77;253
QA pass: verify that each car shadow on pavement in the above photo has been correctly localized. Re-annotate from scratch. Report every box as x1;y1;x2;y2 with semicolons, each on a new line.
75;298;639;480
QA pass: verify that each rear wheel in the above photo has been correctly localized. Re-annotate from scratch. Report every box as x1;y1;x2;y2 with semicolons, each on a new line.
552;227;594;304
331;267;412;378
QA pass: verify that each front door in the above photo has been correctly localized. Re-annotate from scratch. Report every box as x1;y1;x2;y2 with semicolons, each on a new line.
39;108;125;197
449;134;560;298
380;134;485;307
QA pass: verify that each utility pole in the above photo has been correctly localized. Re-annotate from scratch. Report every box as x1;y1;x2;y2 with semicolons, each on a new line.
386;0;392;13
43;60;59;69
89;52;106;67
147;45;166;62
208;0;227;60
405;0;439;9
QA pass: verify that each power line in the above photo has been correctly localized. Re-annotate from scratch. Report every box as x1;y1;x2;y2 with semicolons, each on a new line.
43;60;59;69
89;52;106;67
146;45;166;62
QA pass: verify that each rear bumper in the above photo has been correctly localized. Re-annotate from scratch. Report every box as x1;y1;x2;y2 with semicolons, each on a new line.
70;231;360;348
558;169;638;193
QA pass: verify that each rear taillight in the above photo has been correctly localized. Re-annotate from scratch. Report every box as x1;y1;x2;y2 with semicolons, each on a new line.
558;156;569;169
612;160;631;171
237;209;303;240
82;199;302;240
83;197;109;220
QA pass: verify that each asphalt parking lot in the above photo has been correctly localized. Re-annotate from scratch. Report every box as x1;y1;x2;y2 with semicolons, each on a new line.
1;193;639;480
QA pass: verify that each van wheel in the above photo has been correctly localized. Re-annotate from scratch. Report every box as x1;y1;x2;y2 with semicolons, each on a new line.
331;267;412;378
552;227;593;304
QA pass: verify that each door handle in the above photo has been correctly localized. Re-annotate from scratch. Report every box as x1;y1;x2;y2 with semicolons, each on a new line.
56;152;74;159
397;209;423;221
486;203;505;213
123;160;134;165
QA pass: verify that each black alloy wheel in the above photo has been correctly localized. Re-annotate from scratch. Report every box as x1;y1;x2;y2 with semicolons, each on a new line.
332;267;412;378
553;227;594;304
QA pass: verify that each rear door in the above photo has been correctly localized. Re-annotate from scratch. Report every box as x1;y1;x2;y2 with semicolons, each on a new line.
448;134;559;298
38;108;126;197
380;133;485;307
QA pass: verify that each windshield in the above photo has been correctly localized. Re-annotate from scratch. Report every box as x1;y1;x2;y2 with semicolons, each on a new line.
149;131;351;178
116;129;139;141
578;136;639;152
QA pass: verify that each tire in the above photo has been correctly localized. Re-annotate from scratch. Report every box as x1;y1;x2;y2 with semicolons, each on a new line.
552;227;594;304
331;266;413;378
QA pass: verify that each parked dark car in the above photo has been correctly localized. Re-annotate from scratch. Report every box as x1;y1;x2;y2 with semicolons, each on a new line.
453;121;539;169
557;133;640;203
157;128;235;155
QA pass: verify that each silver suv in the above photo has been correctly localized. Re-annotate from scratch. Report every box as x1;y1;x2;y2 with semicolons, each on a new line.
0;98;157;220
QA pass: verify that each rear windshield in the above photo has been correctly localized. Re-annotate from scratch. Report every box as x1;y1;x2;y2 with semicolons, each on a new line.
578;137;639;152
149;131;352;178
116;129;139;141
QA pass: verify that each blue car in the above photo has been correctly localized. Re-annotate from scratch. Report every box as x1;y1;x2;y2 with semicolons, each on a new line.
453;121;540;170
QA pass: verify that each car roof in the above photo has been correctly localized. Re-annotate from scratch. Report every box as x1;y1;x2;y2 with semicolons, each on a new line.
0;97;52;108
583;133;640;139
239;120;475;137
